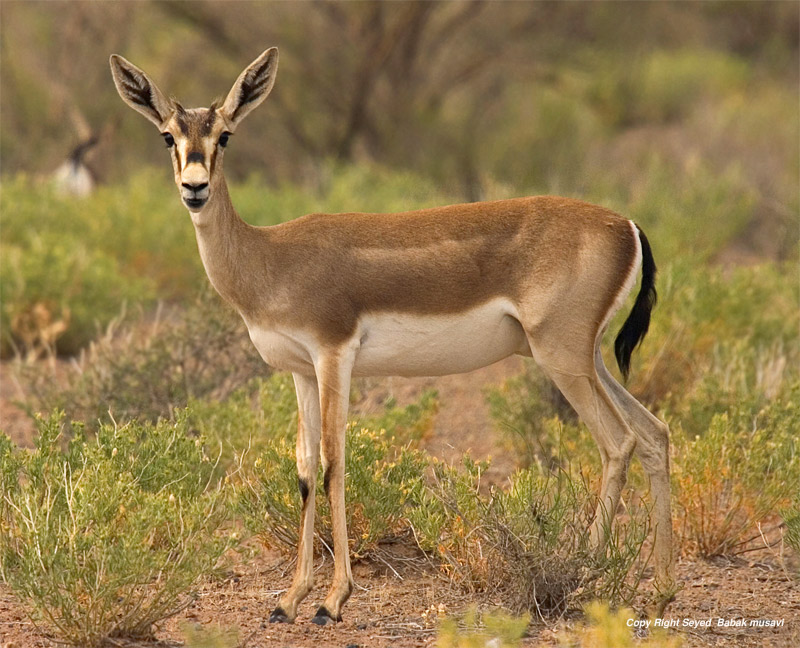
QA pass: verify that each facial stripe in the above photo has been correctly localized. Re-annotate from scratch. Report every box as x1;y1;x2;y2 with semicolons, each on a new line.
175;115;189;136
209;144;218;176
200;108;216;136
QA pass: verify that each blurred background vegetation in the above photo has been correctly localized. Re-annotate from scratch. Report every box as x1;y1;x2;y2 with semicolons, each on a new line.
2;2;797;199
0;0;797;356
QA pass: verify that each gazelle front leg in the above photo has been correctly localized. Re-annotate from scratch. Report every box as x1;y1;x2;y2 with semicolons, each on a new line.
270;373;321;623
311;350;355;625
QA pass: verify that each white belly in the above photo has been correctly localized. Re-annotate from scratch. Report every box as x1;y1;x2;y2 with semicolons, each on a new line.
246;299;531;378
352;299;530;377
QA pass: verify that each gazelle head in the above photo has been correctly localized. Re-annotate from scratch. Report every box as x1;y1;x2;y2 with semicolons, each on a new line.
110;48;278;213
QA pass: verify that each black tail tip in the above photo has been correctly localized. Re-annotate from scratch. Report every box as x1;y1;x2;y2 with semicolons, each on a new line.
613;283;655;381
613;226;657;381
614;337;634;382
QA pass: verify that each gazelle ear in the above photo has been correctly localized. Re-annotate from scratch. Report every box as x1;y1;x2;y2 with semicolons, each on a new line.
220;48;278;129
109;55;174;128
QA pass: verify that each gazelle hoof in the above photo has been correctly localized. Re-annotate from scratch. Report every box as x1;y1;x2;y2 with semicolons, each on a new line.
269;607;291;623
311;605;340;625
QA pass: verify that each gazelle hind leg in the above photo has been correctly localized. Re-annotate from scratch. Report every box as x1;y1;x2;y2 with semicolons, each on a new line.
594;348;675;587
529;338;637;553
271;373;321;623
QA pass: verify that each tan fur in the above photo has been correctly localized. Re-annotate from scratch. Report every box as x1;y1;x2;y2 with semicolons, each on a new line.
196;191;637;342
111;48;675;624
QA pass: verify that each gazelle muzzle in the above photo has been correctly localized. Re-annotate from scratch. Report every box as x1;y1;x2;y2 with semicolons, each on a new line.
180;165;210;211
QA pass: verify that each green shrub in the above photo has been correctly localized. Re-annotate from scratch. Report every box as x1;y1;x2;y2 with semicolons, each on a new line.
407;457;489;569
0;172;200;299
636;49;750;124
0;433;21;537
354;389;439;444
0;234;153;356
437;603;684;647
336;426;430;555
0;411;235;647
0;172;187;356
237;387;438;556
436;607;530;648
671;383;800;557
588;49;750;127
186;373;299;473
486;365;587;470
408;458;650;616
783;497;800;572
666;341;798;439
561;601;683;648
490;82;603;192
239;426;429;556
604;261;797;406
180;623;240;648
624;159;756;265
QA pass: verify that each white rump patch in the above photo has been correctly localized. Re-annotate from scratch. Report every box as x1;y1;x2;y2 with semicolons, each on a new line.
599;220;642;338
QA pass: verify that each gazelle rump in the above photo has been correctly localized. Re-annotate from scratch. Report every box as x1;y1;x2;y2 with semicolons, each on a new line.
110;47;674;625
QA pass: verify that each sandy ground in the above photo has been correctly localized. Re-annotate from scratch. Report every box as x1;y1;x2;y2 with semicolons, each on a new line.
1;357;798;647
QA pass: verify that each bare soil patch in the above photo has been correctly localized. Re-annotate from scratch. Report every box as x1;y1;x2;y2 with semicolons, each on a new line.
2;544;798;647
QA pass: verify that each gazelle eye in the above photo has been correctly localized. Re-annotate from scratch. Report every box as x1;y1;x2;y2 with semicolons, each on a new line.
162;133;175;148
218;132;231;148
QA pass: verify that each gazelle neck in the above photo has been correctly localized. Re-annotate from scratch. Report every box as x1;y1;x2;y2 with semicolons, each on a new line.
189;172;237;229
190;174;269;315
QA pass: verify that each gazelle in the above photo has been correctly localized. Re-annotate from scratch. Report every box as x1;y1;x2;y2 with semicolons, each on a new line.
110;47;674;625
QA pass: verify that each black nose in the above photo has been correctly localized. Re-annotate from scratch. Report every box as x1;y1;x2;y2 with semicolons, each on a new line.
182;182;209;192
